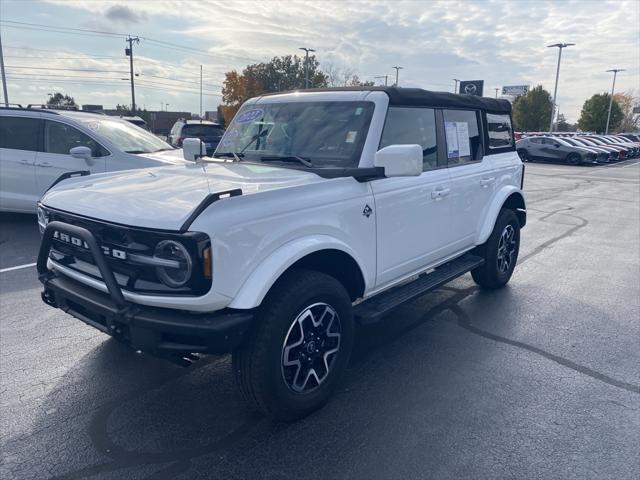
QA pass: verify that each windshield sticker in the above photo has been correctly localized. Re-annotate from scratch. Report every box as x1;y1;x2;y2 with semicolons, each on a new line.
345;131;358;143
355;107;363;116
445;122;459;159
235;108;264;124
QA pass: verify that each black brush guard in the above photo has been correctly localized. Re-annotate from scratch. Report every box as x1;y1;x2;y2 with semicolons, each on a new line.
38;221;253;364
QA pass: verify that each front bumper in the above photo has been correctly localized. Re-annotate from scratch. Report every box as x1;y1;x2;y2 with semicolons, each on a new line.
38;221;253;360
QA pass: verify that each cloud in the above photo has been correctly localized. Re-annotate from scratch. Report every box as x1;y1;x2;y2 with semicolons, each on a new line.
104;5;146;24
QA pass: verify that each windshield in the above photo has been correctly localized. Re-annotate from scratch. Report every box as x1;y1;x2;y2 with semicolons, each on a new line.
80;118;172;154
216;101;374;168
183;124;224;138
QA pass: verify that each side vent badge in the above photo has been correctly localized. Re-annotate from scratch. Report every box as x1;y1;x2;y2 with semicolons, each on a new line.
362;204;373;218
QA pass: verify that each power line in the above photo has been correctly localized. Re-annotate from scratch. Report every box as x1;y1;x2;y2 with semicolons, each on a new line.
6;65;129;73
0;20;262;63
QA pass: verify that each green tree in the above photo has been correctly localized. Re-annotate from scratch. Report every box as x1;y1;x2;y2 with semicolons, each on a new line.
556;114;572;132
577;93;623;133
46;92;77;107
512;85;552;132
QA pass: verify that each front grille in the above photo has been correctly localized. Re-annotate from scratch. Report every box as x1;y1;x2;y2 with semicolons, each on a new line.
45;208;211;296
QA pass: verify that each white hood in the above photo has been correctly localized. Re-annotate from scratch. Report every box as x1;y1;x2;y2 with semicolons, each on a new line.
41;162;325;230
137;148;189;165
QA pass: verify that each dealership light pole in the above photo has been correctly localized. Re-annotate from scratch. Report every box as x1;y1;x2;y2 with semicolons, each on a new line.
494;88;500;98
605;68;625;134
299;47;315;89
392;66;403;86
453;78;460;93
547;42;575;132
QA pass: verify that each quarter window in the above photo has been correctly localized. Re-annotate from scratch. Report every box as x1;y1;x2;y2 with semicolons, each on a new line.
0;116;41;151
443;110;481;166
44;121;108;156
379;107;437;171
486;113;513;149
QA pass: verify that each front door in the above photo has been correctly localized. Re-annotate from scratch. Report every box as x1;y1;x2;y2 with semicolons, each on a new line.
370;106;457;288
35;120;107;195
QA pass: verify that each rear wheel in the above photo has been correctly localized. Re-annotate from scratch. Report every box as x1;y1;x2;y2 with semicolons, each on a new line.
233;269;354;421
471;209;520;289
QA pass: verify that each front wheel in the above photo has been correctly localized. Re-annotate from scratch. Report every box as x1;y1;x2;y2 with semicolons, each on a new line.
471;209;520;289
517;149;530;162
566;153;581;165
233;269;354;421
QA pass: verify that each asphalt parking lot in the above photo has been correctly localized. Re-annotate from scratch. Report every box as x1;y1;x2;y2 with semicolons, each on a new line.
1;159;639;480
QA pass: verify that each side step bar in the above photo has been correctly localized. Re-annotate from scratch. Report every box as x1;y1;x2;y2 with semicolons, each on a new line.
354;253;484;324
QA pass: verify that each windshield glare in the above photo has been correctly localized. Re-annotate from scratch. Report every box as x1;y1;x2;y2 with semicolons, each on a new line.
216;101;374;168
81;118;172;154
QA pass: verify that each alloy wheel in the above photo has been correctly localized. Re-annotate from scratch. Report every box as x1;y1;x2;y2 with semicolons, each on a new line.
281;303;341;393
497;224;517;273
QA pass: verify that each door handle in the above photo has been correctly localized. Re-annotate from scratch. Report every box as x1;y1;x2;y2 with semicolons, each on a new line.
19;159;32;165
36;162;53;168
480;177;495;187
431;187;451;200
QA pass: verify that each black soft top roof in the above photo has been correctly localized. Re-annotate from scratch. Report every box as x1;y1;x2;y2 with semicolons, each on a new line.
263;86;512;114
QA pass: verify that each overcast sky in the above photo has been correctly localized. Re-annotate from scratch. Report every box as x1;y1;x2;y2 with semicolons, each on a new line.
1;0;638;121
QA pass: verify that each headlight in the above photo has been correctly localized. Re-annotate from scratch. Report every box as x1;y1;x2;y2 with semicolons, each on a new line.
154;240;192;287
37;205;50;233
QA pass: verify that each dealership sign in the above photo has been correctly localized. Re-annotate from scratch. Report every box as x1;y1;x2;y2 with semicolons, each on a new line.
502;85;529;96
459;80;484;97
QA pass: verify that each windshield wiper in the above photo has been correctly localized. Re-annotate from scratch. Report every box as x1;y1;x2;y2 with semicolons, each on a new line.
215;152;244;162
125;150;150;154
260;155;313;167
240;129;270;153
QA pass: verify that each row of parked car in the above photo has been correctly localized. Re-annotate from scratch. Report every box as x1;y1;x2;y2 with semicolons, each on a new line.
515;133;640;165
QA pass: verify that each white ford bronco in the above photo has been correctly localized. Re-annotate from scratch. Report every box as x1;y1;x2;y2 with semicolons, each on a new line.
37;87;525;420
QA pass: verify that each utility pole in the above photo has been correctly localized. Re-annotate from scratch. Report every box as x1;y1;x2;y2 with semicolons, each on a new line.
200;64;203;119
299;47;315;89
494;88;500;99
547;42;575;132
605;68;625;134
453;78;460;93
374;75;388;86
0;31;9;106
125;36;140;114
392;66;403;87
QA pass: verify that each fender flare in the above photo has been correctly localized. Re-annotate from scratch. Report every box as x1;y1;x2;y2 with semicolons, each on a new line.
477;186;526;245
228;235;369;309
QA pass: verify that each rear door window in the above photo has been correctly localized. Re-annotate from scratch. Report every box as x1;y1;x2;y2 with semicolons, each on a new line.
44;121;109;157
0;116;42;151
443;110;481;166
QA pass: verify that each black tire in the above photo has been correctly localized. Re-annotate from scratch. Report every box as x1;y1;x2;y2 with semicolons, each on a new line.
566;153;581;165
471;209;520;289
232;269;354;421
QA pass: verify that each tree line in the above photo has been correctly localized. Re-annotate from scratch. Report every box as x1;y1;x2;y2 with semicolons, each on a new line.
512;85;638;133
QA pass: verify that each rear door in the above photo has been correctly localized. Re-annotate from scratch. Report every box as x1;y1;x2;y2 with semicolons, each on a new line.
442;109;496;249
371;106;456;287
35;119;108;194
0;115;41;212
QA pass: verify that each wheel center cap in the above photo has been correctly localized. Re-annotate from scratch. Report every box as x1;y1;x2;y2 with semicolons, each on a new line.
306;341;316;354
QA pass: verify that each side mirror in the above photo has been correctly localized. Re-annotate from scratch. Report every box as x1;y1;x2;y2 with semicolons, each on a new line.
182;138;206;162
69;146;93;163
374;145;422;177
554;143;560;148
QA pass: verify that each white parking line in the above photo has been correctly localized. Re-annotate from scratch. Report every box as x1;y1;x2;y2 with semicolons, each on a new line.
0;262;37;273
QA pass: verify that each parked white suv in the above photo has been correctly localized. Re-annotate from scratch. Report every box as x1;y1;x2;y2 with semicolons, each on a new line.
36;88;526;420
0;106;186;213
